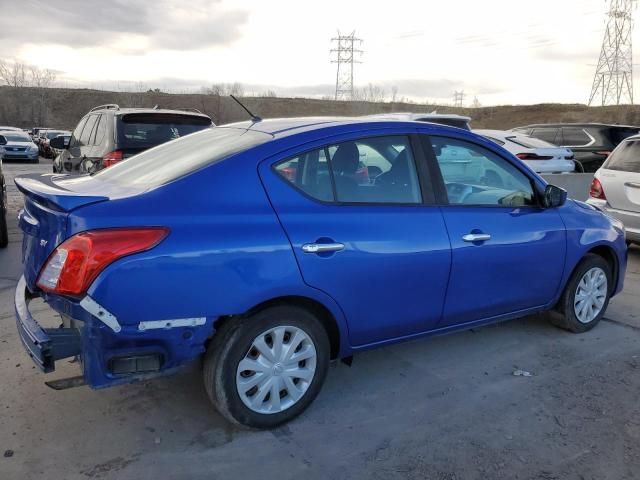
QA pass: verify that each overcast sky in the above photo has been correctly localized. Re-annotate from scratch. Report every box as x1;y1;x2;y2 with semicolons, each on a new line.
0;0;629;105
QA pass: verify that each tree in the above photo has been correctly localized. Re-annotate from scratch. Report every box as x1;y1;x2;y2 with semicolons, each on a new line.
353;83;386;103
0;60;27;88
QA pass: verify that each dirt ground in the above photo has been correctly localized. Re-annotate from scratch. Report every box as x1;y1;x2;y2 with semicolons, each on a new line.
1;159;639;480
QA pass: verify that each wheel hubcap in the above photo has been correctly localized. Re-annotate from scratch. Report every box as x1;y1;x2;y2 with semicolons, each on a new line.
574;267;608;324
236;325;317;414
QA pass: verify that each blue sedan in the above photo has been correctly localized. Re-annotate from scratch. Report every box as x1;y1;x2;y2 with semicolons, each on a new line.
14;118;627;428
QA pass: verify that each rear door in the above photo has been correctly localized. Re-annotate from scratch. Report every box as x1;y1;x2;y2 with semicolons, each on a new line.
260;131;452;346
599;139;640;212
423;134;567;326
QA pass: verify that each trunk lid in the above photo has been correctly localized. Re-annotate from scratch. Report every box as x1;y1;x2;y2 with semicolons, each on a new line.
15;174;110;289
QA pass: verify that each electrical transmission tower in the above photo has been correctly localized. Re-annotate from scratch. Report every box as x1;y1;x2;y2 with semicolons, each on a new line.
453;90;466;107
331;31;363;101
588;0;636;106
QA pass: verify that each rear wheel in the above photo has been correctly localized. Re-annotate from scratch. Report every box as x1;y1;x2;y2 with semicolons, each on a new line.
203;305;330;428
550;254;612;333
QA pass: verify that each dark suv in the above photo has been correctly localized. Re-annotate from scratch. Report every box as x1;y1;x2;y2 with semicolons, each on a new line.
52;104;214;174
512;123;640;172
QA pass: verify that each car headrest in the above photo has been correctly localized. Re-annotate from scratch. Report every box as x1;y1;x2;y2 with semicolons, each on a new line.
332;142;359;175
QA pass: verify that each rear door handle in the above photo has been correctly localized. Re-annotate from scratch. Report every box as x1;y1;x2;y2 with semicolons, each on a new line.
462;233;491;242
302;243;345;254
625;182;640;189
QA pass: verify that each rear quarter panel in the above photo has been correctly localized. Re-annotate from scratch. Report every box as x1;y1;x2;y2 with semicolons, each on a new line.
68;148;351;352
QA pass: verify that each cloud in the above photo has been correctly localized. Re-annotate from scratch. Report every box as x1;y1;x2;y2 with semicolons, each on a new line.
0;0;248;53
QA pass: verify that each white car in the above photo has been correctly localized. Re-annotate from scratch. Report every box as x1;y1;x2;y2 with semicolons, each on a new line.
367;112;472;130
475;129;576;174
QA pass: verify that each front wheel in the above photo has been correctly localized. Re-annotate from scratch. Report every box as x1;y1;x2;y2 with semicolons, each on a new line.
550;254;612;333
203;305;330;428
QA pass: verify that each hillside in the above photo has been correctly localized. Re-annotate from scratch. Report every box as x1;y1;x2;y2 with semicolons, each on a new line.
1;85;640;130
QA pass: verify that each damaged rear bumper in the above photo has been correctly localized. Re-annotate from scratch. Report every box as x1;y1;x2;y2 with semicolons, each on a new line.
14;275;82;373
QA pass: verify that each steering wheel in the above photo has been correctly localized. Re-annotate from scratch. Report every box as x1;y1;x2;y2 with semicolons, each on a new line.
446;183;473;203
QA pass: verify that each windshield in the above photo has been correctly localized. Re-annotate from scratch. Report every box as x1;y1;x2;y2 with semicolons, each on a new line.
116;113;212;150
2;132;31;142
94;127;271;188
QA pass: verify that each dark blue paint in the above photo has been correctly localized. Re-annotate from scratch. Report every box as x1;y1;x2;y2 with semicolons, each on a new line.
13;118;627;389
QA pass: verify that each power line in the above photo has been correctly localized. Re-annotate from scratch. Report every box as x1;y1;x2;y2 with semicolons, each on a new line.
330;31;363;101
589;0;636;106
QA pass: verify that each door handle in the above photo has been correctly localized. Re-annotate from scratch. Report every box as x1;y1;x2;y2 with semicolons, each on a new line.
302;242;345;254
462;233;491;242
625;182;640;189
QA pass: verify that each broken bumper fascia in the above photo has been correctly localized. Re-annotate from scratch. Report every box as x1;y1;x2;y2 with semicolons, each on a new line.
15;275;215;388
14;275;82;373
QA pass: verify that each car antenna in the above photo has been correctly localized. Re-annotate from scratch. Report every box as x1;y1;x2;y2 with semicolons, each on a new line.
230;95;262;123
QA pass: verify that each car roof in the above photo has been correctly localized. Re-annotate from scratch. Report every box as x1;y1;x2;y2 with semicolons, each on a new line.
222;116;473;139
366;112;472;122
88;106;212;120
474;129;521;138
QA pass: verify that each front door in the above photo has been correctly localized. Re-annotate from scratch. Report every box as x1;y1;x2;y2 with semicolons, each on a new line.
260;132;452;346
424;135;567;327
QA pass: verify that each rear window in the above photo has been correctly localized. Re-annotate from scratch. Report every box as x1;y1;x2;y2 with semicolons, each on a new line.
561;127;592;146
93;127;270;188
507;135;555;149
418;118;470;130
116;113;212;149
530;128;559;144
608;127;640;145
603;140;640;172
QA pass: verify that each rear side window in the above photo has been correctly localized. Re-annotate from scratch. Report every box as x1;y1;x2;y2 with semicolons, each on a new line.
274;135;422;204
93;127;269;188
93;114;106;145
561;128;592;146
531;128;559;144
604;140;640;172
70;117;88;148
116;113;212;149
79;115;98;146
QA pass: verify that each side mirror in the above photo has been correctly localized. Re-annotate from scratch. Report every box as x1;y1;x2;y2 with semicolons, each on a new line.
542;184;567;208
0;135;6;146
50;136;68;150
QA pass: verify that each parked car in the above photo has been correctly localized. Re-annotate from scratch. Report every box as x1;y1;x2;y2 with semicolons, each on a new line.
0;126;23;132
51;133;71;159
475;129;575;174
0;130;39;163
367;112;472;130
39;130;70;158
0;134;7;248
15;118;626;428
512;123;640;172
31;127;48;140
51;104;214;174
587;134;640;245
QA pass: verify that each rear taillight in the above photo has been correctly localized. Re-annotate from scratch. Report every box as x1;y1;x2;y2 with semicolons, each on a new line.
589;178;607;200
37;228;169;296
102;150;124;168
516;153;553;160
595;151;612;157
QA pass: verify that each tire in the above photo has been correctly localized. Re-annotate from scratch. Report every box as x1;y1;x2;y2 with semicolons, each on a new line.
203;305;330;429
550;254;612;333
0;210;8;249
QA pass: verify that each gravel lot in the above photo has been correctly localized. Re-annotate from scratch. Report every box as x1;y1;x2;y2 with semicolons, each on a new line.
1;159;639;480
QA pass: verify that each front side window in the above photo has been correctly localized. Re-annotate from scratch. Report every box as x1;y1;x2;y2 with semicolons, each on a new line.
430;137;536;207
275;135;422;204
